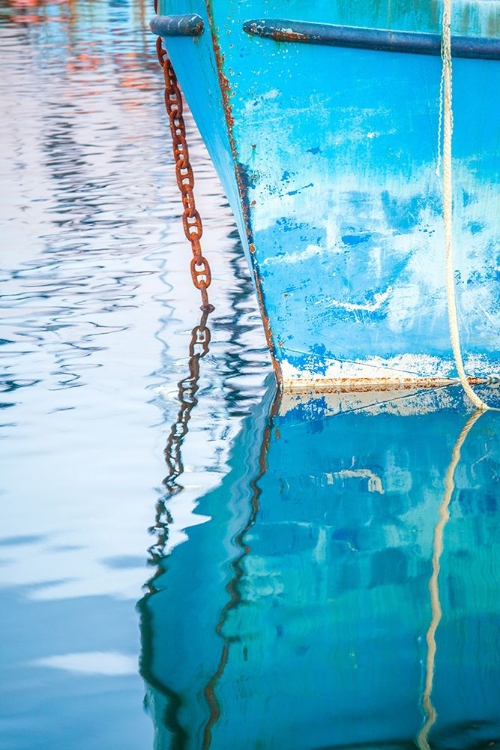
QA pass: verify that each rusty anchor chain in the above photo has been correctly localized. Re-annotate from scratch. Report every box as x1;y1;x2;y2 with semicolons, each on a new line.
149;5;213;559
155;35;214;313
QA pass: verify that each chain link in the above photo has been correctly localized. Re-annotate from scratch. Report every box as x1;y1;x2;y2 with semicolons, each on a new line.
155;35;214;312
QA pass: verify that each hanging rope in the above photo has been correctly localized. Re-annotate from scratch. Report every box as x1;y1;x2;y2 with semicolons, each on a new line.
440;0;499;411
416;7;500;741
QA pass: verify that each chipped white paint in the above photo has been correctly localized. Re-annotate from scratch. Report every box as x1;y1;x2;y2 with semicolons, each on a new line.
262;243;323;266
281;353;459;383
318;286;392;312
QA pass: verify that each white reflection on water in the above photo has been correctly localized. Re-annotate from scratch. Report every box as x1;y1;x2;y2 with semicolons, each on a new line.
31;651;138;676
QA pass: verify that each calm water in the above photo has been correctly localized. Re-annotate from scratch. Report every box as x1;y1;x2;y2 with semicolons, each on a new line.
2;2;500;749
0;1;268;748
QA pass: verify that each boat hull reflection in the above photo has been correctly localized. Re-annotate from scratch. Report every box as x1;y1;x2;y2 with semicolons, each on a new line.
140;385;500;749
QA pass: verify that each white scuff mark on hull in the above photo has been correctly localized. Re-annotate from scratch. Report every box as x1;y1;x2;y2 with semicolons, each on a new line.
318;286;392;312
262;243;324;266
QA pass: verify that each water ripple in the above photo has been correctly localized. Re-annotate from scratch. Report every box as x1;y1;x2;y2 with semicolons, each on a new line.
0;2;269;748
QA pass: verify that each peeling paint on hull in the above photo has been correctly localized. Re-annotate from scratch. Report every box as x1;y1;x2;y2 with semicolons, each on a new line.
157;1;500;389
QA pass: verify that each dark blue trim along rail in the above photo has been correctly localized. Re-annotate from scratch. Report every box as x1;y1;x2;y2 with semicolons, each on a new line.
243;19;500;60
150;14;204;37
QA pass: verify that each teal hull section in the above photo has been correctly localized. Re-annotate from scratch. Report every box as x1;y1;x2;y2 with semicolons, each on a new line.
156;1;500;386
140;384;500;749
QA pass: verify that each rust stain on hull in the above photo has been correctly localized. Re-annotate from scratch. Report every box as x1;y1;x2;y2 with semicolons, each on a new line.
253;269;282;383
204;1;281;380
281;375;490;395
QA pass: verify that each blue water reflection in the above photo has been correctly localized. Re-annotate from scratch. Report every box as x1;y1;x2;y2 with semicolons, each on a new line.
141;386;500;750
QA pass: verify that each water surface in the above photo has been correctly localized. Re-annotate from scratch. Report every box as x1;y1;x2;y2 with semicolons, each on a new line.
0;1;268;747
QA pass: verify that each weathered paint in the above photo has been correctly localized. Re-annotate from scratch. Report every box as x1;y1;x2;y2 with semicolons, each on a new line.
156;0;500;388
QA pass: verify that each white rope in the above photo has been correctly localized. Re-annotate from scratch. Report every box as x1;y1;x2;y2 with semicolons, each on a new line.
415;23;498;739
441;0;498;411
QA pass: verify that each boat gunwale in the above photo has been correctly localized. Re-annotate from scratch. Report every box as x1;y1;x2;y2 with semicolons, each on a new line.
243;19;500;60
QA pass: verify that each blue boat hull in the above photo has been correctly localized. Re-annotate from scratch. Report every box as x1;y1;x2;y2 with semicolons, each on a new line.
155;1;500;388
